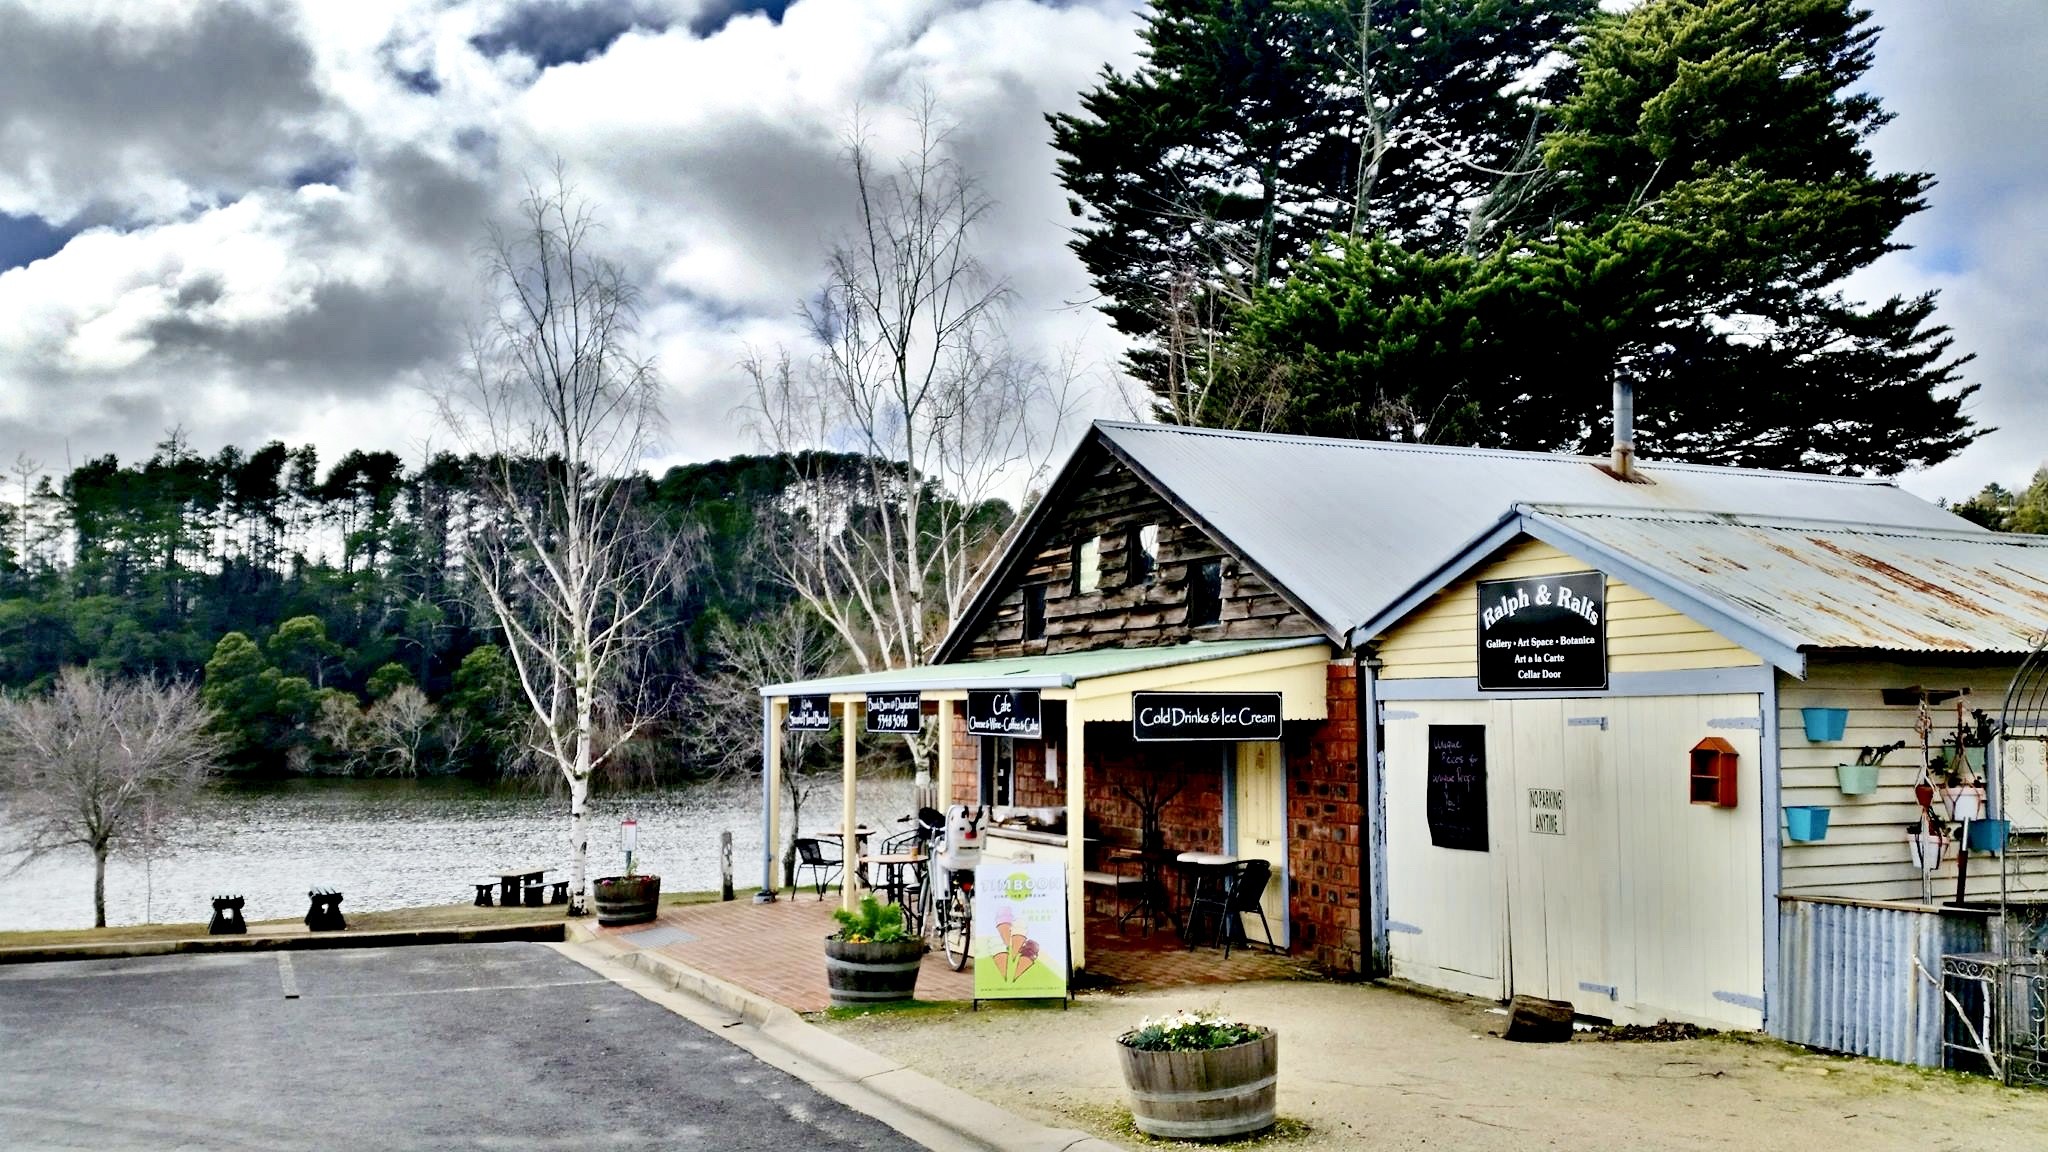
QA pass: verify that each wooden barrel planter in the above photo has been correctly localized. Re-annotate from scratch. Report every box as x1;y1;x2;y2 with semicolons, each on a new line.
1117;1029;1278;1141
823;936;925;1007
593;875;661;926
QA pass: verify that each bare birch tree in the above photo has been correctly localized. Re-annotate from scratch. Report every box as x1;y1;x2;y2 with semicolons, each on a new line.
686;603;839;884
440;171;671;915
0;669;220;927
744;97;1072;673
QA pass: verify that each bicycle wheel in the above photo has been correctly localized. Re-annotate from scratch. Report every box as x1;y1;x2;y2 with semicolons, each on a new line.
942;889;972;971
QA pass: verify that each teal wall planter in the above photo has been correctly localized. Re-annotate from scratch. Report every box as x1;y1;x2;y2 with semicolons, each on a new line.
1836;763;1880;795
1801;708;1849;742
1967;819;2009;853
1785;806;1832;843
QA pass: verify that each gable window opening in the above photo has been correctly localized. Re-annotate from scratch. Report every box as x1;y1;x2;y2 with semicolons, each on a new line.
1128;523;1159;586
1022;584;1047;641
1075;536;1102;595
1187;558;1223;627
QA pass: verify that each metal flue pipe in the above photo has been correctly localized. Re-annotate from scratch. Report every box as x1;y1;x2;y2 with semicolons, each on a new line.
1611;377;1636;478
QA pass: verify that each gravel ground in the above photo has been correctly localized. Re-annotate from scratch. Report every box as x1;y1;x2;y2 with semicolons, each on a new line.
826;980;2048;1151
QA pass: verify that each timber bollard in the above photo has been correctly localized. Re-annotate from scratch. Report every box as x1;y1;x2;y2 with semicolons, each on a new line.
720;831;735;901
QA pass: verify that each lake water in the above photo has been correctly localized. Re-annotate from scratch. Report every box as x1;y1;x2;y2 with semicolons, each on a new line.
0;773;917;932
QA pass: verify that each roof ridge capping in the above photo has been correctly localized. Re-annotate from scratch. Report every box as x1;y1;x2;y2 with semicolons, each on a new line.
1520;503;2046;544
1093;421;1903;487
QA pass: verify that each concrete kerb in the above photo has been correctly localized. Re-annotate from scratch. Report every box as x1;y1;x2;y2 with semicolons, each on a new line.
562;932;1124;1152
0;922;567;965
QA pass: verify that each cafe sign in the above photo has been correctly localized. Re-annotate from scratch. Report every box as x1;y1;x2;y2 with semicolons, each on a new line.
786;694;833;731
1476;571;1606;691
1132;692;1283;742
967;689;1042;738
864;691;922;734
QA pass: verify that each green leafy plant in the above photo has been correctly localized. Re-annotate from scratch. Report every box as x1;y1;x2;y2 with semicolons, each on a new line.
1119;1009;1265;1052
832;894;909;944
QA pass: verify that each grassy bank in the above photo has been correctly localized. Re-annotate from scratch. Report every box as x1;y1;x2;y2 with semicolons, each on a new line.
0;885;757;950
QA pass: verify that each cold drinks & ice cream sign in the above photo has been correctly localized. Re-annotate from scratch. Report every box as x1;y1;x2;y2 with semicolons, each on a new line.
1476;570;1607;690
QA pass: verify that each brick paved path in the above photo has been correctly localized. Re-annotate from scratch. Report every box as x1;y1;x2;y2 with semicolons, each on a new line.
598;895;1313;1013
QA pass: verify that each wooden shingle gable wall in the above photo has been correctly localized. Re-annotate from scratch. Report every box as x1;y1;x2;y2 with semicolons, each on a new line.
956;446;1323;660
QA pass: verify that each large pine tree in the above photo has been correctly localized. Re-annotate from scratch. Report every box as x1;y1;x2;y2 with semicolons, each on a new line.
1232;0;1978;473
1049;0;1593;420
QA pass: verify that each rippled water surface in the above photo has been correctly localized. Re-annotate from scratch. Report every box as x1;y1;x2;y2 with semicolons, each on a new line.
0;773;916;931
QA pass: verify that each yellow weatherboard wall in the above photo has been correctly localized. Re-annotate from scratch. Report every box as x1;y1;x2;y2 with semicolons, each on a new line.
1376;538;1761;679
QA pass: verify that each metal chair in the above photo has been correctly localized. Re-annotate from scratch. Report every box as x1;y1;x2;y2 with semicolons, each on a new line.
1186;859;1276;957
793;837;841;899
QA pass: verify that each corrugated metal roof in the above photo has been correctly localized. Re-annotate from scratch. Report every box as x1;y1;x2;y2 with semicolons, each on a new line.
1525;506;2048;654
1095;421;1968;639
761;636;1325;696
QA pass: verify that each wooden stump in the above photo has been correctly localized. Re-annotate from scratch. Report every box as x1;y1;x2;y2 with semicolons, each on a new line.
1504;994;1575;1043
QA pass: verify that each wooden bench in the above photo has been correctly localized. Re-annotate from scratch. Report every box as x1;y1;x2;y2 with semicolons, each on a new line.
547;881;569;905
473;882;497;907
209;894;246;936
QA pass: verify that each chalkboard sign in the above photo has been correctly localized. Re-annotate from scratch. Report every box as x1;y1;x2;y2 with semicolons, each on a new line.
787;695;832;732
1476;571;1606;691
1132;692;1283;742
1426;724;1489;852
865;692;922;734
967;689;1041;738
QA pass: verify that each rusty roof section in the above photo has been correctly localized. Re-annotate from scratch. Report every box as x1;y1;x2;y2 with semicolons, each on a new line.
1524;506;2048;655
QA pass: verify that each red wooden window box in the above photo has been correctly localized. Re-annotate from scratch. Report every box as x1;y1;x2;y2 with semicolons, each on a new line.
1690;737;1738;807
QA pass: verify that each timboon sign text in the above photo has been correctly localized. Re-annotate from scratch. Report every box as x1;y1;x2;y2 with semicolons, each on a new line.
1476;571;1607;691
1132;692;1283;742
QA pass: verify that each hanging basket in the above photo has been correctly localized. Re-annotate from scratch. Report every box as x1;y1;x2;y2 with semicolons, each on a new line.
1800;708;1849;743
1944;785;1986;823
1908;831;1947;871
1835;763;1880;795
1784;806;1831;843
1967;819;2010;854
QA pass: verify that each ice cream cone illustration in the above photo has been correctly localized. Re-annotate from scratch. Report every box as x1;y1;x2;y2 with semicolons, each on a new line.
1013;939;1041;981
989;950;1009;977
995;907;1015;950
1001;928;1029;980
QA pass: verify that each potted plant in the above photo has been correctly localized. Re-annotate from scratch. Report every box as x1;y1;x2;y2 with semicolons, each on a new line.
825;895;925;1007
1836;741;1900;796
1116;1010;1277;1141
594;865;661;926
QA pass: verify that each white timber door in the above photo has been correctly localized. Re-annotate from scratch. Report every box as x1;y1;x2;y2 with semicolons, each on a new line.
1503;698;1620;1016
1384;702;1505;999
1232;741;1288;948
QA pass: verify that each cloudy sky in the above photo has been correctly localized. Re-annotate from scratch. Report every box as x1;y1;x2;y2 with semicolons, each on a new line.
0;0;2041;503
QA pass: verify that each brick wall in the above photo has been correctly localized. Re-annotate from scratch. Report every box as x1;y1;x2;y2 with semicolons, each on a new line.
1286;663;1363;974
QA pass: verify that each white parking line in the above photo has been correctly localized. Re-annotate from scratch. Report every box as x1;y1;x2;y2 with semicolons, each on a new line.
277;954;299;999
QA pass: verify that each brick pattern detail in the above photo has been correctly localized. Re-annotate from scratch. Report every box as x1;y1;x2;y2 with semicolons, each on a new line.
1287;663;1363;974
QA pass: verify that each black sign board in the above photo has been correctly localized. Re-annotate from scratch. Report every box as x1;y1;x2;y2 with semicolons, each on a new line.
1132;692;1284;742
966;689;1041;738
1426;724;1489;852
1476;570;1607;691
864;692;922;734
787;695;833;732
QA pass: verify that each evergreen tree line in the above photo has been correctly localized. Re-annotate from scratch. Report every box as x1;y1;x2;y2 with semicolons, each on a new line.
0;437;991;780
1052;0;1981;474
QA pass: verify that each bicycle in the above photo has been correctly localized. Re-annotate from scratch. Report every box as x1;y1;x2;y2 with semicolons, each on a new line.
928;805;987;972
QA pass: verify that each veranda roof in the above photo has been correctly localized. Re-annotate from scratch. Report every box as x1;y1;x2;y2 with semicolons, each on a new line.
759;636;1327;698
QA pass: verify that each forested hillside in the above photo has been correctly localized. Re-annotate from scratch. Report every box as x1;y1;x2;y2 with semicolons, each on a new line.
0;436;987;780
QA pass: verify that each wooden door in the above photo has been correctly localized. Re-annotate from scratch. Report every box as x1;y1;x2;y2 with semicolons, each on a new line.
1384;702;1505;999
1232;741;1288;947
1505;698;1620;1016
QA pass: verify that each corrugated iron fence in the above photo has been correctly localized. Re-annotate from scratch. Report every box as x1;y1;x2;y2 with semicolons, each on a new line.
1776;897;1992;1067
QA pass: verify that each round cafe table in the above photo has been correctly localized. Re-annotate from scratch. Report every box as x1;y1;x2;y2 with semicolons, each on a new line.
1173;852;1241;946
860;851;928;931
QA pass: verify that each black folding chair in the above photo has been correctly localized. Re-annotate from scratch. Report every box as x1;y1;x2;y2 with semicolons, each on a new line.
1187;859;1277;957
793;837;841;899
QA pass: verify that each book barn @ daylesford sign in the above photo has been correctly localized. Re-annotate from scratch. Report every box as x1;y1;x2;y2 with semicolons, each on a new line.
1476;571;1607;691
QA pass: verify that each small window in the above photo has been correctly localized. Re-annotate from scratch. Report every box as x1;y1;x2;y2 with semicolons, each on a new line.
1187;559;1222;627
1022;585;1047;641
1075;536;1101;595
1127;524;1159;586
980;737;1016;806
